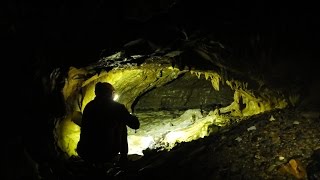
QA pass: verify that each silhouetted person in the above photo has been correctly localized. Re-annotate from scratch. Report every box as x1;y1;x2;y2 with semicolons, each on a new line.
77;82;140;169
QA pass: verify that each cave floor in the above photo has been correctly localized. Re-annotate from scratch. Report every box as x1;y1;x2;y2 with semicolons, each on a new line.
55;108;320;180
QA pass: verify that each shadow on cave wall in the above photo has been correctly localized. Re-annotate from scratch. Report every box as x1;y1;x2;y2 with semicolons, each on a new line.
133;72;234;112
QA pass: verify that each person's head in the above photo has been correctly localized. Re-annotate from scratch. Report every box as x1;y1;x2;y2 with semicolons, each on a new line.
95;82;115;99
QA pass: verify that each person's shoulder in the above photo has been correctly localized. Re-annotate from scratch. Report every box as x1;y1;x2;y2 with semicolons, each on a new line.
84;100;95;109
111;101;129;111
112;101;126;108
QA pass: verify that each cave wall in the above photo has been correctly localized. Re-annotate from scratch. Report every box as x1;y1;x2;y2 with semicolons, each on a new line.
134;72;234;111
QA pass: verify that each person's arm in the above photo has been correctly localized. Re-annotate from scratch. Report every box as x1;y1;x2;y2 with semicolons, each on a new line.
126;114;140;129
120;104;140;129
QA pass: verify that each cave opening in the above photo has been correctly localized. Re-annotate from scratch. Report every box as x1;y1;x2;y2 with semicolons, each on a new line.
54;55;288;159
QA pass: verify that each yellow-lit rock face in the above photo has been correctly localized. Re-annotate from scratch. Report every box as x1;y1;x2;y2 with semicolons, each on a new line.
191;71;221;91
126;109;228;155
62;67;89;112
54;114;80;157
219;80;288;117
56;64;184;157
54;60;288;158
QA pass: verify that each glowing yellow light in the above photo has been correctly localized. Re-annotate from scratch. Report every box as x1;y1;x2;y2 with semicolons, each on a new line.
113;94;119;101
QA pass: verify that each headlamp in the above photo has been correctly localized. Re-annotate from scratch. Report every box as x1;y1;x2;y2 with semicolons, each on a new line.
113;93;119;101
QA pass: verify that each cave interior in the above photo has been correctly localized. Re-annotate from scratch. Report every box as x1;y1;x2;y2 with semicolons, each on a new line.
4;0;320;179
